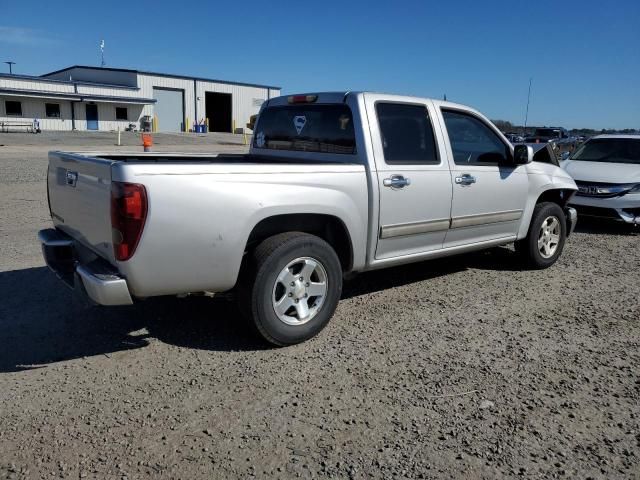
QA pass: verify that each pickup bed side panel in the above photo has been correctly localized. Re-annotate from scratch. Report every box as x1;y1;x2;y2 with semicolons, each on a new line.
113;163;368;297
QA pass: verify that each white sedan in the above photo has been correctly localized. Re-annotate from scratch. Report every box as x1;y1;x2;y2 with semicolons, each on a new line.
561;135;640;225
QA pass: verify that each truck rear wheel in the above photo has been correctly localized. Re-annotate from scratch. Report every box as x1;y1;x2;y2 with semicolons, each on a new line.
516;202;567;269
237;232;342;346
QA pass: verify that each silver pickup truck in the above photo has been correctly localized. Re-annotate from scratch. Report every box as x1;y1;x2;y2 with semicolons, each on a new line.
40;92;578;345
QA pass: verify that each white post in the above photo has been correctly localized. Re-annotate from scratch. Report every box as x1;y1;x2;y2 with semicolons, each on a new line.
117;127;121;146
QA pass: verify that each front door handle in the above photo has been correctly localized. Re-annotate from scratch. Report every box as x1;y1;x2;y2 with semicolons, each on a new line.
455;174;476;185
383;175;411;189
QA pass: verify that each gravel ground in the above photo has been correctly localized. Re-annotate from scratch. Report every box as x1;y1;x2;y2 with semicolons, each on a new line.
1;132;639;479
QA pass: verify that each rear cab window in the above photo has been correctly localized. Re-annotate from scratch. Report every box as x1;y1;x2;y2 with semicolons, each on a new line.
254;104;356;155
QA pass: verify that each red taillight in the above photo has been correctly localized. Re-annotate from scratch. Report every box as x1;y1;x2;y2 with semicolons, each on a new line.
288;94;318;104
111;182;147;261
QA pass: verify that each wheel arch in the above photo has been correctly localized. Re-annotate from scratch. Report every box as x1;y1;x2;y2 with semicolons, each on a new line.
244;213;354;272
517;187;576;240
535;188;574;209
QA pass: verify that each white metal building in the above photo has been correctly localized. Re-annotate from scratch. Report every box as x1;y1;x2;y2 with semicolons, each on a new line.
0;65;280;133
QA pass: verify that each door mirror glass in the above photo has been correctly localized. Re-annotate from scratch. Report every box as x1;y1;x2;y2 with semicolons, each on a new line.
560;151;571;161
513;144;533;164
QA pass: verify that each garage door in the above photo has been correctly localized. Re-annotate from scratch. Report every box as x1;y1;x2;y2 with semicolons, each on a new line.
153;88;184;132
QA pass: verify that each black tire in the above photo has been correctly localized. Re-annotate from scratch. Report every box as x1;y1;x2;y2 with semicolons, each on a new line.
515;202;567;269
237;232;342;346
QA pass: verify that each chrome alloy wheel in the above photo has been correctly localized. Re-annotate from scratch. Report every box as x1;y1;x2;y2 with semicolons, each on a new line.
538;216;561;259
272;257;328;326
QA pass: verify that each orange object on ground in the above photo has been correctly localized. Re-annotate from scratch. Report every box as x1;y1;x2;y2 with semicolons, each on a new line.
142;133;153;152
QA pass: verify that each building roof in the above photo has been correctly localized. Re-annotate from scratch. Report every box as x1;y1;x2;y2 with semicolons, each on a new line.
0;71;140;90
0;87;156;104
42;65;281;90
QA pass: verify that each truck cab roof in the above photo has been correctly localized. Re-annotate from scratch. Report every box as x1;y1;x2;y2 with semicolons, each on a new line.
265;91;483;115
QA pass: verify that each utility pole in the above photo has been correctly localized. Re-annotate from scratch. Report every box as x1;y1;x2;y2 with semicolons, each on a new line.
4;61;16;74
523;77;532;135
100;40;106;67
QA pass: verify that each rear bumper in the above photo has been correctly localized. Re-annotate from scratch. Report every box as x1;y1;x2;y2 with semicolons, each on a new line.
38;229;133;306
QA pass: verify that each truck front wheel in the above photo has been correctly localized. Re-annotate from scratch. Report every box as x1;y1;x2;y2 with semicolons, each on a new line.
237;232;343;346
515;202;567;269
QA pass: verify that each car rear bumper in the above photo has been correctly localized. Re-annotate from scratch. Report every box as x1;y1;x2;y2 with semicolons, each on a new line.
38;228;133;306
569;194;640;224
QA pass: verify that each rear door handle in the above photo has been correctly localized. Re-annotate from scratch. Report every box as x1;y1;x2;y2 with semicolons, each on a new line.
455;174;476;185
383;175;411;189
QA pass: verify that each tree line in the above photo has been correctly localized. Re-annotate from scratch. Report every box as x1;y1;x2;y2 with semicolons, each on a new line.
491;119;638;136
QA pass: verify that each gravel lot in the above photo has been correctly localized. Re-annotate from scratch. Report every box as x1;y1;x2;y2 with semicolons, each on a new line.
1;132;639;479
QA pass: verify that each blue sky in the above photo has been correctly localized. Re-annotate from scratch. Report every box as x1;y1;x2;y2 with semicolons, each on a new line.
1;0;638;129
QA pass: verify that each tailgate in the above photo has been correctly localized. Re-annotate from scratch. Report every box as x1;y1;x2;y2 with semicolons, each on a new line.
47;151;116;264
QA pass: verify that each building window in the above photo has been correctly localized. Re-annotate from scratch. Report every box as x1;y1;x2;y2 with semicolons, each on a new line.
5;101;22;116
45;103;61;118
115;107;128;120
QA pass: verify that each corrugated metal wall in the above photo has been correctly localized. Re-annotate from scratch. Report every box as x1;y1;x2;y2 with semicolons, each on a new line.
0;71;280;132
76;84;141;98
0;77;74;94
0;96;73;131
0;97;145;132
44;68;137;87
137;73;280;133
76;103;145;132
138;74;194;131
194;80;273;132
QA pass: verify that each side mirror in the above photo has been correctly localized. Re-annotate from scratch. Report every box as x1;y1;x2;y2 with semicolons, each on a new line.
513;144;533;165
560;151;571;161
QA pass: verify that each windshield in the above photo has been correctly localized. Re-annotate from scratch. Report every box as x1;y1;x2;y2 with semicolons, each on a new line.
254;104;356;155
534;128;560;137
570;138;640;164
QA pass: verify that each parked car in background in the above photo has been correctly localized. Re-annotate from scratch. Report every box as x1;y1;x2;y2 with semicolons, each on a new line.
39;92;578;346
526;127;570;144
526;127;577;156
561;135;640;225
504;132;525;143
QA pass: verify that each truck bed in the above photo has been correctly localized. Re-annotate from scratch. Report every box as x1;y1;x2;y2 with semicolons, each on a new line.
46;150;369;296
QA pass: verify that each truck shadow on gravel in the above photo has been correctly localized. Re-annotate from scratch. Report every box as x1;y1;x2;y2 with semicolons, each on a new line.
575;218;638;236
0;267;266;373
0;246;559;372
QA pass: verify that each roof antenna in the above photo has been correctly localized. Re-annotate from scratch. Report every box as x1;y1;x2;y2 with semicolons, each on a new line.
443;93;447;101
523;77;533;135
100;40;106;67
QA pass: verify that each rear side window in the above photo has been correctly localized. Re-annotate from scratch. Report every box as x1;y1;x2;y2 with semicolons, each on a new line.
442;110;510;166
254;104;356;155
376;103;438;165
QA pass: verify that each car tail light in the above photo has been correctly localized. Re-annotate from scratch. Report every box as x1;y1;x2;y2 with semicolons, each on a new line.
111;182;147;261
288;95;318;104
